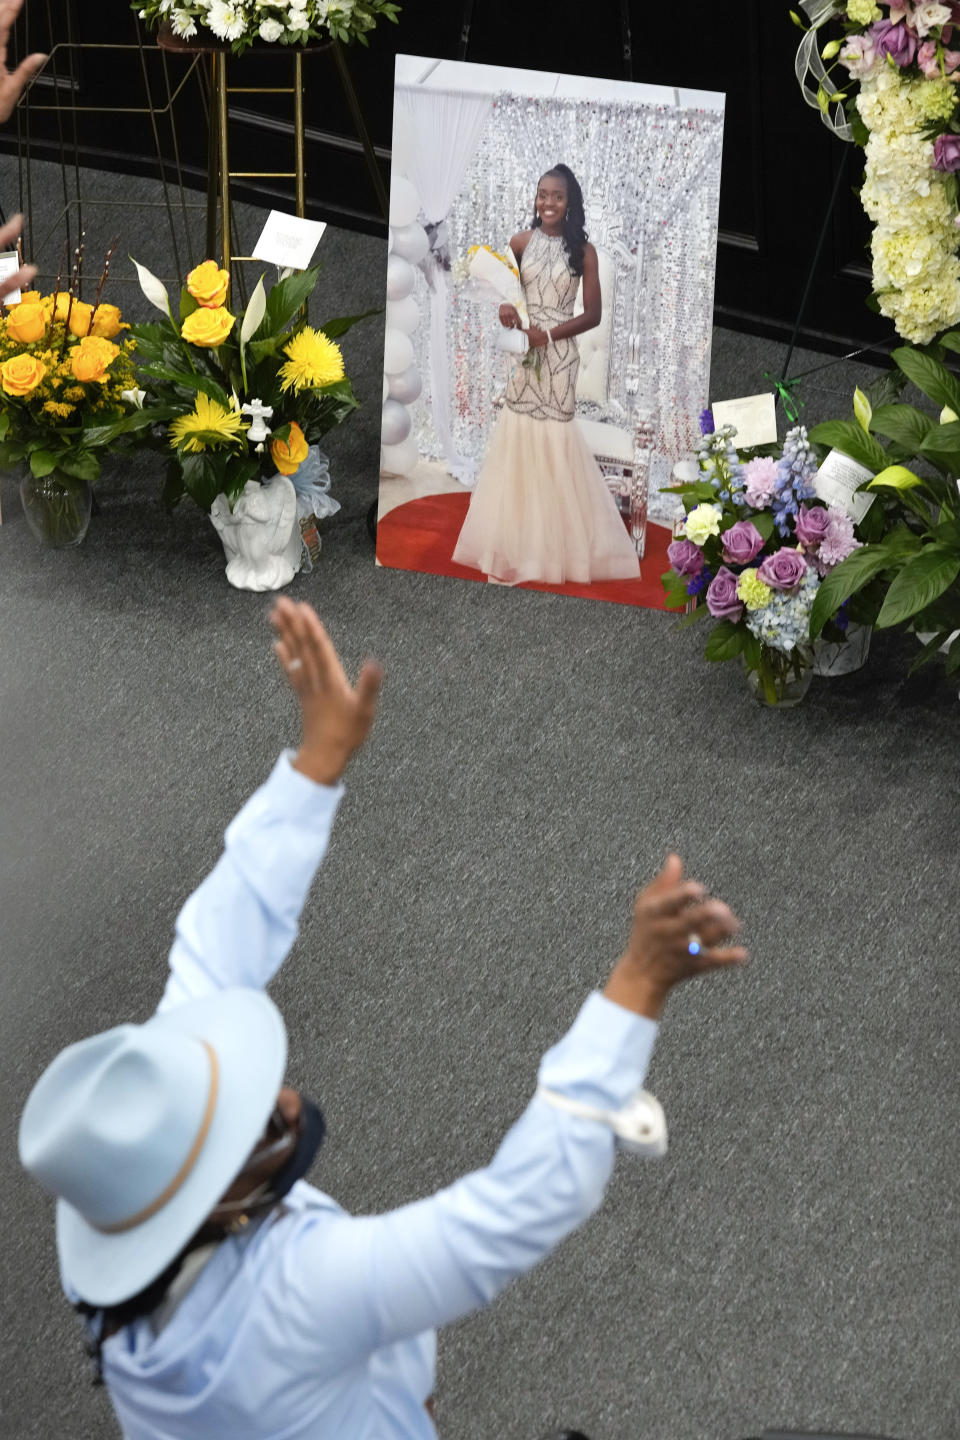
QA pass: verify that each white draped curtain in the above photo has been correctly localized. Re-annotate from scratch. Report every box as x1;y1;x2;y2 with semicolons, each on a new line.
393;87;493;485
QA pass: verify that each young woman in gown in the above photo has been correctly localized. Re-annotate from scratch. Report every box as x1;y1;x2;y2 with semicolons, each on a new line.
452;164;642;587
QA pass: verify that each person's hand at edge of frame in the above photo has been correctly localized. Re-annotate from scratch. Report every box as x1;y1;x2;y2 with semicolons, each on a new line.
0;0;46;126
0;213;36;302
603;855;748;1022
269;597;383;788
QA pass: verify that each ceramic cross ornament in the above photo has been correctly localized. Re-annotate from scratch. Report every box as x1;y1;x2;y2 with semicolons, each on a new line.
242;398;274;444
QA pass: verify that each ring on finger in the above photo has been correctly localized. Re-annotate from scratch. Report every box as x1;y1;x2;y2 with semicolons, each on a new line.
287;658;303;672
687;932;702;957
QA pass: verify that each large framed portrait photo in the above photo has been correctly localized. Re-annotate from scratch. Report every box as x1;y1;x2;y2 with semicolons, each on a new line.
376;56;725;609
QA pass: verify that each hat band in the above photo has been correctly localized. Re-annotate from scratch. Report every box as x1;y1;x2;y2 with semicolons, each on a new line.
92;1040;220;1236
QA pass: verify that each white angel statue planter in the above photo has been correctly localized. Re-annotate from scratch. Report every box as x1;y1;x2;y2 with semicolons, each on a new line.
209;474;303;592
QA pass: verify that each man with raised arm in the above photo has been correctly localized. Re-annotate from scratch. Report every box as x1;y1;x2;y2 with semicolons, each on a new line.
19;598;748;1440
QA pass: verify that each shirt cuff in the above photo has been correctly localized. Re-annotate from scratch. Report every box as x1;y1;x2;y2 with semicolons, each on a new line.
227;749;345;836
537;991;658;1111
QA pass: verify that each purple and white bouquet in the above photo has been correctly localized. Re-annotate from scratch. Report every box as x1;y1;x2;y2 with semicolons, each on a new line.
662;415;861;703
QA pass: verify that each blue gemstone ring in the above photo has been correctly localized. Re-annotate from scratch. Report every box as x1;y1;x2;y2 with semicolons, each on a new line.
687;933;702;957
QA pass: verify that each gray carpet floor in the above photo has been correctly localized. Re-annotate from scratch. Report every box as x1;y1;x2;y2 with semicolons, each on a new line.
1;157;958;1440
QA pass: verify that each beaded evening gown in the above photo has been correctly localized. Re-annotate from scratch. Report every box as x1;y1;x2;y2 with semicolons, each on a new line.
452;227;641;586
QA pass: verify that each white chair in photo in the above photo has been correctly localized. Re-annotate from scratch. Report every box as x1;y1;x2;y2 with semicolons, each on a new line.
572;199;654;559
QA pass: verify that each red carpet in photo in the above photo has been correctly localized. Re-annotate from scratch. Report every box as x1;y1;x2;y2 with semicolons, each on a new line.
376;491;676;610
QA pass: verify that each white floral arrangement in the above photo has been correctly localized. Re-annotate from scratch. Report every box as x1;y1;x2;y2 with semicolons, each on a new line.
135;0;400;51
794;0;960;343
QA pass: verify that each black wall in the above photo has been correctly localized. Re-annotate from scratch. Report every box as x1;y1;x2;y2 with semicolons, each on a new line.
5;0;889;354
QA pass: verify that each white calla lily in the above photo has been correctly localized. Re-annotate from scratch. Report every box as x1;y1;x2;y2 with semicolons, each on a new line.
239;275;267;390
131;258;175;326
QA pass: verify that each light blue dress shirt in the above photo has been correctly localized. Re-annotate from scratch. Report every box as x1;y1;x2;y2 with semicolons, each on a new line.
82;752;659;1439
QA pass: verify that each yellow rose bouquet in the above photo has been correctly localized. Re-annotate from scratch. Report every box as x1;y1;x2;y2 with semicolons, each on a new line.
0;246;154;545
125;257;375;516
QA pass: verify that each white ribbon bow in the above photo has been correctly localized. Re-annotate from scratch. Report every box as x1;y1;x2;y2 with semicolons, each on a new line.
795;0;856;142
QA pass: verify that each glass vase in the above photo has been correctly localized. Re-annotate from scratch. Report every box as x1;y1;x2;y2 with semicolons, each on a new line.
744;646;814;708
812;622;872;677
20;469;92;548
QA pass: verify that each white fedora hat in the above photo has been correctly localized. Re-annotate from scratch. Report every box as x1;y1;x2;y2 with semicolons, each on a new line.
18;987;287;1308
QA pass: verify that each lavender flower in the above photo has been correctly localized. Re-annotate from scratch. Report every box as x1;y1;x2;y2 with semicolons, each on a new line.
773;426;820;538
699;408;715;436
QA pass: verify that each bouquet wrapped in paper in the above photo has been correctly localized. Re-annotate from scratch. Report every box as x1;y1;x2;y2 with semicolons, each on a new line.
460;244;529;333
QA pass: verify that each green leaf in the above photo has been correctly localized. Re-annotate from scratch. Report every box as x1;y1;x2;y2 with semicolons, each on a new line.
807;419;887;472
180;451;228;513
891;344;960;416
161;461;185;513
0;411;9;441
247;335;285;366
257;266;321;339
222;453;261;507
936;330;960;355
661;569;689;611
863;368;907;410
316;308;381;340
139;365;230;406
29;449;57;478
853;386;872;434
944;638;960;676
704;620;746;662
908;629;954;674
808;533;922;638
750;510;776;542
81;405;179;448
918;419;960;458
876;544;960;628
868;403;934;455
678;603;710;629
0;439;25;466
741;629;762;672
661;481;718;502
867;464;925;492
57;449;101;481
180;287;199;323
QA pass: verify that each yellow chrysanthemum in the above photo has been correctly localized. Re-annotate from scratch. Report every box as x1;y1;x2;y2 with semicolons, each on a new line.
279;327;345;394
169;393;248;453
42;400;75;419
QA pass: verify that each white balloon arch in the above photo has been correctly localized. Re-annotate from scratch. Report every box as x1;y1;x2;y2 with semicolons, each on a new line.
381;174;426;479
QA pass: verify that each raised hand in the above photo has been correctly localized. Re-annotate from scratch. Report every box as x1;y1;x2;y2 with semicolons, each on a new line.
0;213;36;303
0;1;45;125
269;597;382;787
603;854;748;1020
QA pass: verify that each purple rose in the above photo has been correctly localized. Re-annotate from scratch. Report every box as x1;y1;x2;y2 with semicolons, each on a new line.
794;503;831;548
705;565;744;621
668;538;705;577
934;134;960;173
757;547;809;591
869;18;918;66
720;519;765;566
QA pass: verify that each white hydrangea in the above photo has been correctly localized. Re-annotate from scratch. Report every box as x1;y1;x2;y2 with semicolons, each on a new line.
855;67;960;343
